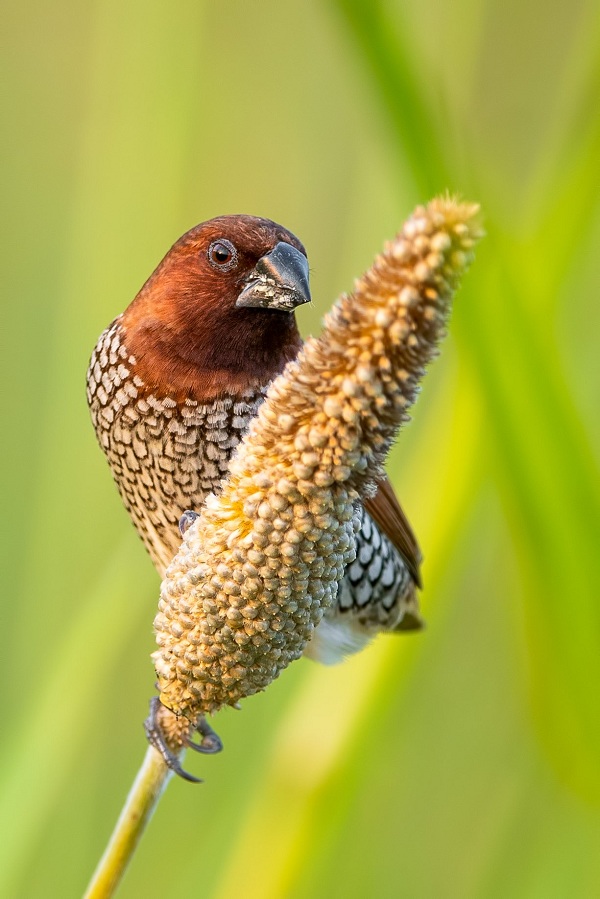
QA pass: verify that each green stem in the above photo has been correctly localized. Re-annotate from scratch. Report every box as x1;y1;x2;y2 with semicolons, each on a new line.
83;747;171;899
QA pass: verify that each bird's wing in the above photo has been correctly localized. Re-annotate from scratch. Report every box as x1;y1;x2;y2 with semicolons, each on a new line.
363;475;423;588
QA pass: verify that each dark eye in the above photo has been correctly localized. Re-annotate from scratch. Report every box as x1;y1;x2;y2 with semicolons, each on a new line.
208;239;238;271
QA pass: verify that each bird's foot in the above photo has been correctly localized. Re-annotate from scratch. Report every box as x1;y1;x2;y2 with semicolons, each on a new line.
144;697;223;783
179;510;199;536
186;716;224;754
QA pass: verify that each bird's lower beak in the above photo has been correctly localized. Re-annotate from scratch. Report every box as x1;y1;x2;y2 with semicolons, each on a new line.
236;242;311;312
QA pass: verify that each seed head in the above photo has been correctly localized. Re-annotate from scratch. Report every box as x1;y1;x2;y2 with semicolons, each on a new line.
152;197;483;733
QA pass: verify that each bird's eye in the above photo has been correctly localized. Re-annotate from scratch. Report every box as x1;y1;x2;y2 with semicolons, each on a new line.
207;239;238;271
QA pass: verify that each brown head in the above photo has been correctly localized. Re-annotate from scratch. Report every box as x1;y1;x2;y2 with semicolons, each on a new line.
121;215;310;401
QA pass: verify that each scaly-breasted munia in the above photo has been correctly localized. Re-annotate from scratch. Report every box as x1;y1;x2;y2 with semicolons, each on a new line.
87;215;422;670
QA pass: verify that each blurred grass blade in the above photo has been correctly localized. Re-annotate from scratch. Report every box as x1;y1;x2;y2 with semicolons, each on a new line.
332;0;600;800
523;15;600;261
333;0;451;195
532;99;600;292
457;266;600;796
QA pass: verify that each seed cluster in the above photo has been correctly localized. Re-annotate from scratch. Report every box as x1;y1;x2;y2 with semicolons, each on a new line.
153;198;482;730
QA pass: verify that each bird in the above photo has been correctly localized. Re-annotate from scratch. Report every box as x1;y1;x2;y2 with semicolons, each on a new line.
87;214;423;670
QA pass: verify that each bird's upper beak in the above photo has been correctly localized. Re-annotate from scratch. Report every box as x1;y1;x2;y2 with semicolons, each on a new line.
236;242;311;312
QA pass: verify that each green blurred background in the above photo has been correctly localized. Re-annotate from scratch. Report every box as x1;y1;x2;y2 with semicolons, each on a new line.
2;1;599;896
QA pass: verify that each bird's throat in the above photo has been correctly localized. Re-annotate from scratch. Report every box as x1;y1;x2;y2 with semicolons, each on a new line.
121;311;302;404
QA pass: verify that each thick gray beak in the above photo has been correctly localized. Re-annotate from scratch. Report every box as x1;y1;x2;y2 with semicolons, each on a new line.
236;242;311;312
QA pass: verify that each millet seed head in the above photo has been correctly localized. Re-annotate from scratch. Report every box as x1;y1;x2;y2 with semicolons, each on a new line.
152;197;483;730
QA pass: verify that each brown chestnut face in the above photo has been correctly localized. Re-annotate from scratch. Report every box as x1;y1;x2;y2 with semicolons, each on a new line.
120;215;308;399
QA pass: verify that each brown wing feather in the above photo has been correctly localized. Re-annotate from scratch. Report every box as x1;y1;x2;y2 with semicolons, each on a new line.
363;476;423;588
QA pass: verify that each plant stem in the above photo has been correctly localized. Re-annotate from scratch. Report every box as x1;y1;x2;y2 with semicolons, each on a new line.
83;747;172;899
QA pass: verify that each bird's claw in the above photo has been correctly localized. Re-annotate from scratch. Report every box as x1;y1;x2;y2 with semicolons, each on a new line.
185;716;224;754
179;510;199;537
144;697;204;783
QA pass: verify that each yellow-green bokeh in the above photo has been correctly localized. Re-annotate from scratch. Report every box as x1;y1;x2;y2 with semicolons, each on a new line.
1;1;599;897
